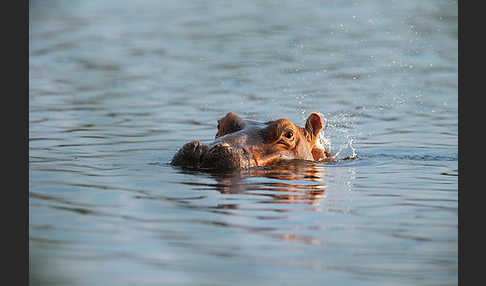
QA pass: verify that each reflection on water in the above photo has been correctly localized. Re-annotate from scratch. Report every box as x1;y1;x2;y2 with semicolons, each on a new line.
181;160;327;205
169;160;331;247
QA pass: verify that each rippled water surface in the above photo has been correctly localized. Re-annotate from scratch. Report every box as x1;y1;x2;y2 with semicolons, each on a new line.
29;1;458;285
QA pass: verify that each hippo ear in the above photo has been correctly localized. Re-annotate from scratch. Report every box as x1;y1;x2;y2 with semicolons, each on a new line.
305;112;325;141
215;112;245;138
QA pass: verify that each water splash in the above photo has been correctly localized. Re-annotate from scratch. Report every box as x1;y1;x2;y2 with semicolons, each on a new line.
315;125;331;152
317;112;358;160
349;137;357;158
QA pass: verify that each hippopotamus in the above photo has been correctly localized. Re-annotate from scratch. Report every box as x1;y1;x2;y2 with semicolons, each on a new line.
171;112;333;170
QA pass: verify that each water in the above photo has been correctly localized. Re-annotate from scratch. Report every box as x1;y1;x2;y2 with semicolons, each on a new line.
29;1;458;285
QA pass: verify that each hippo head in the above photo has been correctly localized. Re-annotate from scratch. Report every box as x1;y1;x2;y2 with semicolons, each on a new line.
171;112;332;170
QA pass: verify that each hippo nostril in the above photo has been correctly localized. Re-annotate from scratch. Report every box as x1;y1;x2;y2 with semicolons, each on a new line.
209;142;231;152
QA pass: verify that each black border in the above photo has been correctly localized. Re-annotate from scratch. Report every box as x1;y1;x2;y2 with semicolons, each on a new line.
7;0;29;285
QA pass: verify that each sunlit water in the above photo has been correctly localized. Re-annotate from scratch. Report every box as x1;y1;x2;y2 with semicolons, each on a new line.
29;1;457;285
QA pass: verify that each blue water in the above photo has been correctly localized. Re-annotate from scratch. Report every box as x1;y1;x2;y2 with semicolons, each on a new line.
29;1;457;285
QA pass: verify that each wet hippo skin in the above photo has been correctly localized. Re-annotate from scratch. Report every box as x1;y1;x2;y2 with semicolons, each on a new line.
171;112;333;170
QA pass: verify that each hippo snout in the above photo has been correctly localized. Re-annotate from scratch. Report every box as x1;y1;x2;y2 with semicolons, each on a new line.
170;141;208;167
170;141;252;170
201;143;252;170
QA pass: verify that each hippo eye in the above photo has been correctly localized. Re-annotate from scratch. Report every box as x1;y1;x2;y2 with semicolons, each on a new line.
284;130;293;139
